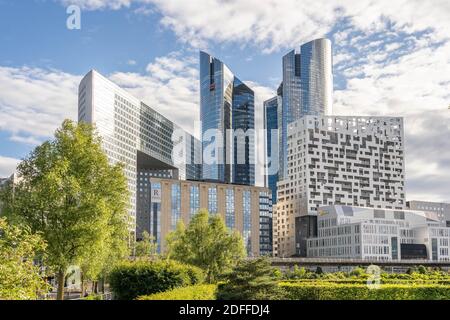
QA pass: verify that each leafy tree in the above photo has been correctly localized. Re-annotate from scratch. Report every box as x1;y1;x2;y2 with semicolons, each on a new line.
166;210;245;283
0;217;50;300
134;231;158;260
217;257;284;300
1;120;130;300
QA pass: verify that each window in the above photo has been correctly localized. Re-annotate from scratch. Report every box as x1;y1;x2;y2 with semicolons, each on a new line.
171;184;181;230
190;185;200;217
226;189;235;228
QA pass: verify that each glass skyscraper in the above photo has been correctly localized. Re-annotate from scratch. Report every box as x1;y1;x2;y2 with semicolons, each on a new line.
263;95;280;203
300;38;333;116
279;39;333;178
200;51;255;186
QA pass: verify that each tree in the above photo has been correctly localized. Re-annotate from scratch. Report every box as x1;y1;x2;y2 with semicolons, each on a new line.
0;217;49;300
1;120;130;300
166;210;245;283
217;257;283;300
134;231;158;260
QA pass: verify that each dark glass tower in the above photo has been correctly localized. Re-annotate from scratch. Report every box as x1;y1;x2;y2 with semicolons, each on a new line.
264;95;280;203
200;51;255;185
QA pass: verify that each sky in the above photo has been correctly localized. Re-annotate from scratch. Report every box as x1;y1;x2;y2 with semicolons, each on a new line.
0;0;449;202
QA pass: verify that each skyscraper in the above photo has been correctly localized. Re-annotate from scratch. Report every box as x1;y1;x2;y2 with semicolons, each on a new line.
300;38;333;116
274;115;406;257
263;94;281;203
279;38;333;179
200;51;255;185
78;70;201;236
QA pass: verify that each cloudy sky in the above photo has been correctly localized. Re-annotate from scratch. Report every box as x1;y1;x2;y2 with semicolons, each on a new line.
0;0;449;202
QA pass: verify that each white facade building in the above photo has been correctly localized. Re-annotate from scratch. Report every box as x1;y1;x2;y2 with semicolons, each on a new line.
307;205;450;262
78;70;201;233
274;115;406;257
407;200;450;227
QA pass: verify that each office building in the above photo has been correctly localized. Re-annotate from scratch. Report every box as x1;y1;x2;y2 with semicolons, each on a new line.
407;200;450;227
78;70;201;235
140;177;272;256
278;38;333;180
200;51;255;186
274;115;406;257
307;205;450;262
263;93;282;203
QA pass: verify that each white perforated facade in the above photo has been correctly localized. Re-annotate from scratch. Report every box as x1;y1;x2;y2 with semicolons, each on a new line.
274;115;406;257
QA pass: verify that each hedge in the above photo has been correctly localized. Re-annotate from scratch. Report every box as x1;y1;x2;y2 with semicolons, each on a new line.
137;284;218;300
109;260;204;300
281;282;450;300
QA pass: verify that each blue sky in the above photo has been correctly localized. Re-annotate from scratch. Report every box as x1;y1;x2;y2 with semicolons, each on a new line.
0;0;449;202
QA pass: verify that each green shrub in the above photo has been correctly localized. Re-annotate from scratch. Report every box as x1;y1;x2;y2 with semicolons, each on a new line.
137;284;217;300
109;260;204;300
281;282;450;300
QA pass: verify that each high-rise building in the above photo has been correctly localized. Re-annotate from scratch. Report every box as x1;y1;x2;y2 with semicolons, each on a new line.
300;38;333;116
278;39;333;180
407;200;450;227
144;177;272;256
78;70;201;236
274;115;406;257
307;205;450;261
263;94;281;203
200;51;255;186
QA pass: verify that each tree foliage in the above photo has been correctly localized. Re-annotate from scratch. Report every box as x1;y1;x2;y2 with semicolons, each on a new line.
0;218;49;300
109;260;204;300
217;257;283;300
166;210;245;283
134;231;158;260
1;120;130;299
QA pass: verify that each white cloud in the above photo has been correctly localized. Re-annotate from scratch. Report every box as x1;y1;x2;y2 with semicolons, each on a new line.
60;0;450;52
0;66;81;145
0;156;19;177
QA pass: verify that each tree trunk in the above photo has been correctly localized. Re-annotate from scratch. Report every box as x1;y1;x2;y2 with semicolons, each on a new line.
56;270;65;300
81;272;86;297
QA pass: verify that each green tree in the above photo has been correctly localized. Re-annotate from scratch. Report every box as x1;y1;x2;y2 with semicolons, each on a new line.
217;257;283;300
0;217;49;300
166;210;245;283
1;120;130;300
134;231;159;260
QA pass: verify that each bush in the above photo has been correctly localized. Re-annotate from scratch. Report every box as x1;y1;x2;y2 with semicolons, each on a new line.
217;258;284;300
281;282;450;300
137;284;217;300
109;260;204;300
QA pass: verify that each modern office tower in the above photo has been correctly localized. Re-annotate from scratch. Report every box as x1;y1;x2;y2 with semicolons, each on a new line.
142;177;272;256
407;201;450;227
300;38;333;116
264;95;281;203
307;205;450;262
274;115;406;257
279;38;333;179
78;70;201;237
200;51;255;186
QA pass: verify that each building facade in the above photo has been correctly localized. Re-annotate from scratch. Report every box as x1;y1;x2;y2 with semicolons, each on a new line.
300;38;333;116
200;51;255;186
276;38;334;202
307;205;450;262
407;200;450;227
138;177;272;256
274;115;406;257
78;70;201;232
263;95;282;204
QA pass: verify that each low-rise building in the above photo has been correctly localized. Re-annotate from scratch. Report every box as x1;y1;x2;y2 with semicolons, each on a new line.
307;205;450;261
139;177;273;257
407;200;450;227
